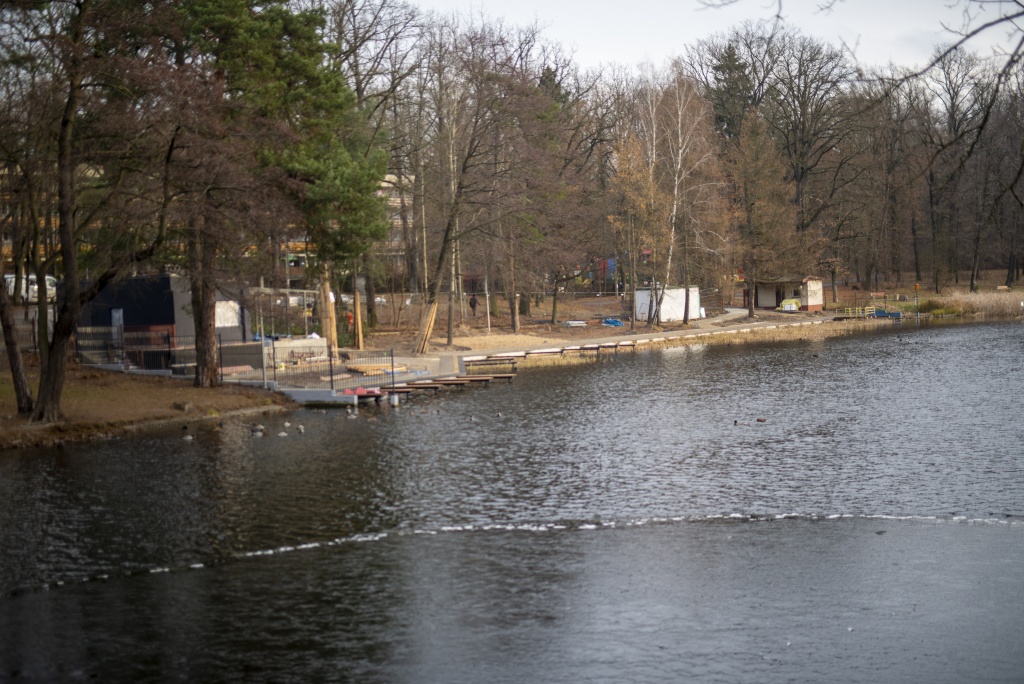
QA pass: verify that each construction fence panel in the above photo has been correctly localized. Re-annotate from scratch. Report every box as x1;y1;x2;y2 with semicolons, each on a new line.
267;348;395;392
73;326;395;393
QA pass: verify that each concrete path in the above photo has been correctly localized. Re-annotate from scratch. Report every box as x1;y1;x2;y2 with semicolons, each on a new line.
424;307;833;375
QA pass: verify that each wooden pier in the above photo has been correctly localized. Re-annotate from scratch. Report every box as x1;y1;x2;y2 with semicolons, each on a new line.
833;306;877;320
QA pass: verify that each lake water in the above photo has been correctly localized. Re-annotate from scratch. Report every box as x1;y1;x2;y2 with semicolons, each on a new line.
1;319;1022;683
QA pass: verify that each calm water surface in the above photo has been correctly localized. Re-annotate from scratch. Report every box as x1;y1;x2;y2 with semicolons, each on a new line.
1;320;1022;682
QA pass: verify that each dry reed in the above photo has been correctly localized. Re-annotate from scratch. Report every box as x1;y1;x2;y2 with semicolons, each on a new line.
932;291;1024;318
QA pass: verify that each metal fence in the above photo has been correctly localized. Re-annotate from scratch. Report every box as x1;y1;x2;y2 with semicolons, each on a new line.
256;347;396;392
73;326;395;392
76;328;196;371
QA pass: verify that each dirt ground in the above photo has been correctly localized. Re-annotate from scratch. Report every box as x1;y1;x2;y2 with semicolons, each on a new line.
0;364;294;451
374;293;731;353
415;311;832;353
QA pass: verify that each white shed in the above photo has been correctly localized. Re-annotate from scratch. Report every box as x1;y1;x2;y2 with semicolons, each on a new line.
634;286;702;322
754;276;824;312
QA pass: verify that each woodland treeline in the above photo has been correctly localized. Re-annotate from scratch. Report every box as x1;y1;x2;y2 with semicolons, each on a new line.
2;0;1023;421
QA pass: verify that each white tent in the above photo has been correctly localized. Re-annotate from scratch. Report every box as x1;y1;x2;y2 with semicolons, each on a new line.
634;287;702;322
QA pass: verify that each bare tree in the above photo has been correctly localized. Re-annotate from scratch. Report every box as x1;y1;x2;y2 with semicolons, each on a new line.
730;110;802;316
411;17;544;353
762;30;855;233
324;0;422;335
655;63;720;323
608;61;722;325
13;1;176;421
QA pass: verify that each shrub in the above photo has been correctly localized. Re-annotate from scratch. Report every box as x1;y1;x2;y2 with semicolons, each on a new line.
917;299;953;315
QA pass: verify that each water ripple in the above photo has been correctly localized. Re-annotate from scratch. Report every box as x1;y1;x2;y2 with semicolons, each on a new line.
1;320;1022;597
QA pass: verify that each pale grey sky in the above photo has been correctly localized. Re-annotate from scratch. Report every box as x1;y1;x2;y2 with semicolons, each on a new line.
412;0;1014;71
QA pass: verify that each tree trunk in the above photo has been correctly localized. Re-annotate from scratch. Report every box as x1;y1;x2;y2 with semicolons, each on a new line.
29;228;49;375
507;247;520;333
654;227;675;328
647;281;658;327
794;173;806;232
402;177;418;292
34;296;49;375
191;290;219;388
550;282;560;325
446;253;455;347
628;231;638;333
1006;240;1017;288
549;272;575;325
747;264;756;318
969;235;981;293
31;6;86;423
681;245;690;325
189;214;220;388
518;292;530;317
393;140;417;293
0;289;34;414
318;262;338;356
365;257;378;329
928;171;942;294
911;212;922;283
949;200;960;285
413;196;460;354
31;330;72;423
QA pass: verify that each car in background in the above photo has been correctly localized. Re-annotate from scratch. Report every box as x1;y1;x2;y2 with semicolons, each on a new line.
338;293;389;305
4;273;58;303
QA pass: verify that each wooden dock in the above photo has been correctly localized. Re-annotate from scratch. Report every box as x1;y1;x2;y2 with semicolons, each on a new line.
380;372;517;399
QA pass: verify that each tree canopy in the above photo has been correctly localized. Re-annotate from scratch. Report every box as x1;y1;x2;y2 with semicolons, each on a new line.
3;0;1023;416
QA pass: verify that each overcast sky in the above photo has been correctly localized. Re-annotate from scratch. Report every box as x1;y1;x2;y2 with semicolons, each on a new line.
412;0;1012;71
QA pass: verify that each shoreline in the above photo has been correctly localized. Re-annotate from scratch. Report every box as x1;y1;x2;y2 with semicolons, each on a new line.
1;311;1017;452
0;376;296;452
428;309;899;369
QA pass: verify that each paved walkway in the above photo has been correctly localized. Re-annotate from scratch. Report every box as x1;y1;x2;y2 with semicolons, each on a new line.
426;307;834;375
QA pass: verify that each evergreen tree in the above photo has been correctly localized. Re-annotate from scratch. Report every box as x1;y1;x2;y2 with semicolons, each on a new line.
708;43;754;141
174;0;387;383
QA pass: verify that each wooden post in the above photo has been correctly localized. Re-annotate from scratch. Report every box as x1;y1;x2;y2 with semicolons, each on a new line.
353;289;364;350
